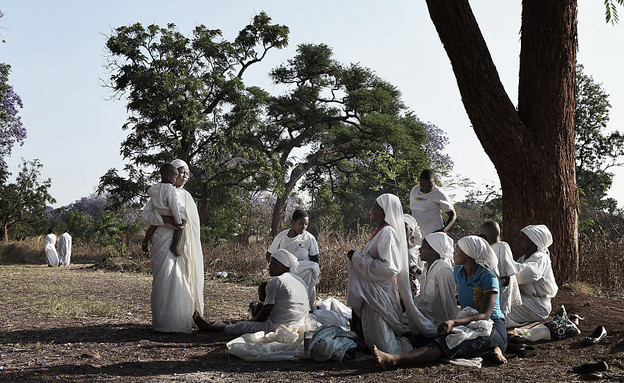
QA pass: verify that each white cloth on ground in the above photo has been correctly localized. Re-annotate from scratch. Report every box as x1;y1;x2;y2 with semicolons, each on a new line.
58;232;72;265
415;258;458;325
142;176;204;333
445;307;493;349
347;194;436;350
267;229;320;308
490;241;522;315
409;185;455;235
44;233;59;266
226;324;305;361
308;325;357;362
147;182;187;227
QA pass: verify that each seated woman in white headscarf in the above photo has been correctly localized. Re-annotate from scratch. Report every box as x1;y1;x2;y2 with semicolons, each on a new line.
414;232;458;325
374;235;508;370
266;209;320;309
193;249;310;336
347;194;436;354
505;224;558;327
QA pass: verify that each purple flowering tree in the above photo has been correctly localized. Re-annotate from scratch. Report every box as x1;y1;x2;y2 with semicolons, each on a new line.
0;63;25;165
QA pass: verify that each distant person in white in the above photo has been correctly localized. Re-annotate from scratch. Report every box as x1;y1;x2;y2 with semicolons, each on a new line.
58;230;72;266
505;224;558;327
266;209;320;309
193;249;310;335
44;228;59;267
409;169;456;235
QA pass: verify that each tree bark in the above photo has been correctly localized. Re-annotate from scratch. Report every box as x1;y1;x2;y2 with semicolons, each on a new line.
425;0;579;283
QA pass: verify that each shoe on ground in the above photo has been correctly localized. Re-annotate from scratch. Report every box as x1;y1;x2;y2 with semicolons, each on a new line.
582;325;607;345
572;361;608;374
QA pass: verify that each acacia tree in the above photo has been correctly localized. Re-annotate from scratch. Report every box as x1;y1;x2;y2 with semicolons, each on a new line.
424;1;579;282
102;13;289;221
0;159;55;242
257;44;439;235
0;63;25;166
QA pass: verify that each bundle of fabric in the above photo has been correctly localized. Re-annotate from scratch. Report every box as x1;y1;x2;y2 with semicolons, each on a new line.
444;307;494;349
308;325;358;362
226;324;304;361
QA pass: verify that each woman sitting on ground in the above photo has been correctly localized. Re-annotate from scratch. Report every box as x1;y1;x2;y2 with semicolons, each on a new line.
374;235;508;369
193;249;310;336
266;209;320;309
347;194;436;355
414;232;458;325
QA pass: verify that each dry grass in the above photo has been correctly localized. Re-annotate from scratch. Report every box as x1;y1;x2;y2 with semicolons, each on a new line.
578;239;624;297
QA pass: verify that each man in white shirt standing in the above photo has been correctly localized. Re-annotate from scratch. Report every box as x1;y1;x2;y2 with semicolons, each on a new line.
409;169;456;235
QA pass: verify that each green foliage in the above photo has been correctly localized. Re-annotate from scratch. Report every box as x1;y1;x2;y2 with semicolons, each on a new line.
102;13;289;212
604;0;624;23
94;210;142;258
0;159;55;242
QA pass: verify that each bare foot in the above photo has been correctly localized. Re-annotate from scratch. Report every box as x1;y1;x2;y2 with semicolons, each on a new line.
489;347;507;364
192;311;210;330
373;344;397;370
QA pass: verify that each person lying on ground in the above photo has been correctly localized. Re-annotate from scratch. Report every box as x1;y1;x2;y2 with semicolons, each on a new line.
193;249;310;336
414;232;458;325
374;235;508;370
265;209;320;309
505;224;558;327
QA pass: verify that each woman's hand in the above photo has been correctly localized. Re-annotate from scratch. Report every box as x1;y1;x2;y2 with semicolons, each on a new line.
347;250;355;260
437;320;455;336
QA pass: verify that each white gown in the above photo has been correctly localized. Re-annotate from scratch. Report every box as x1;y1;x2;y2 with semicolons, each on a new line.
44;233;59;266
142;187;205;333
58;232;72;265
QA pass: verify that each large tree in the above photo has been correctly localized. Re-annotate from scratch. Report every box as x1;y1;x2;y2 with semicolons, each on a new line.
260;44;440;235
0;159;55;242
102;13;289;220
424;1;579;282
0;63;25;166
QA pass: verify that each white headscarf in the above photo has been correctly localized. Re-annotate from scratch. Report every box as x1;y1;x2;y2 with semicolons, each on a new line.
271;249;299;273
521;224;553;254
170;159;188;170
457;235;499;275
403;213;423;246
375;194;437;336
424;232;454;261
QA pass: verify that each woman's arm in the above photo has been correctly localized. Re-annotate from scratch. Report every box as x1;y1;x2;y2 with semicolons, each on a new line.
437;291;497;335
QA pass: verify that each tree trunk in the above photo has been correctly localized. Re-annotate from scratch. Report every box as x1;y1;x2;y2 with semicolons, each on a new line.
425;0;579;283
270;193;289;238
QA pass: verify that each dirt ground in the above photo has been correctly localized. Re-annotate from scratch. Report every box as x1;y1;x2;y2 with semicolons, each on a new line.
1;261;623;382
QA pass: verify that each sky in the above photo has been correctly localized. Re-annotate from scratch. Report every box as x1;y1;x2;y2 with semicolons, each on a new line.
1;1;623;208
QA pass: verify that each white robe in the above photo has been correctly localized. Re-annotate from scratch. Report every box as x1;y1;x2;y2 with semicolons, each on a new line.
491;241;522;315
414;258;458;325
142;187;205;333
506;250;558;327
44;233;59;266
58;232;72;266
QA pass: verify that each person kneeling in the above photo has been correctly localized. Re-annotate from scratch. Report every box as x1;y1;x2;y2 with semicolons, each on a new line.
193;249;310;336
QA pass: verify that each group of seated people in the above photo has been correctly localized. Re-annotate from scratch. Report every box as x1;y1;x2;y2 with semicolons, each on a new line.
193;171;559;370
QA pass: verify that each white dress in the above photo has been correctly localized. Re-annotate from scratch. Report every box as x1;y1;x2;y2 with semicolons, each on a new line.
414;258;458;325
58;232;72;265
347;226;414;353
506;250;558;327
491;241;522;315
142;187;205;333
267;229;320;308
409;185;455;235
147;183;187;227
44;233;59;266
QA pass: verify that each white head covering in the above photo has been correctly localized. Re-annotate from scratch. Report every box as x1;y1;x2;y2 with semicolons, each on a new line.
403;214;417;231
424;232;454;261
403;214;423;246
521;224;553;254
271;249;299;273
457;235;499;275
170;159;188;170
375;194;437;336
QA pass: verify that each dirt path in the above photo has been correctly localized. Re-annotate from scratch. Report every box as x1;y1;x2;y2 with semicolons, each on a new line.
0;264;623;382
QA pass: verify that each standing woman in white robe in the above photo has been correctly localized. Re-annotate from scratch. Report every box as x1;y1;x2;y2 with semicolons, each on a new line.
347;194;436;354
58;230;72;266
44;228;59;267
142;159;205;333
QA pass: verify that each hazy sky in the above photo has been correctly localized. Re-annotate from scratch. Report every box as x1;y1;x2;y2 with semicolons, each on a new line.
2;1;623;208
